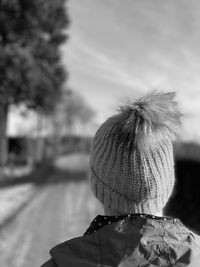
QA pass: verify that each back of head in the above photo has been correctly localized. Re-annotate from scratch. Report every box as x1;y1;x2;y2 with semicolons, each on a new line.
89;91;182;215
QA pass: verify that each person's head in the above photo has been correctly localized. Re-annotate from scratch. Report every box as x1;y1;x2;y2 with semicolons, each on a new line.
89;91;182;216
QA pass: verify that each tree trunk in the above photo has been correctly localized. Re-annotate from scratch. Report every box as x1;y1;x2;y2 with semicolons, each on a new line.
35;113;45;164
0;104;8;168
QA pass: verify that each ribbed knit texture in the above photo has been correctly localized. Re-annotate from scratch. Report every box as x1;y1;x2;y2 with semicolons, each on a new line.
89;115;175;214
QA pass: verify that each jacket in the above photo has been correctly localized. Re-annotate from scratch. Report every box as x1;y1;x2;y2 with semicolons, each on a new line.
42;214;200;267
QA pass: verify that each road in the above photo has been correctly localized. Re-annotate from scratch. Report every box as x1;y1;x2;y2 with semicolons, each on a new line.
0;154;103;267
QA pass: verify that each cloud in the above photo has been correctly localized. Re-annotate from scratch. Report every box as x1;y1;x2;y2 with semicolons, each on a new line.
63;35;146;90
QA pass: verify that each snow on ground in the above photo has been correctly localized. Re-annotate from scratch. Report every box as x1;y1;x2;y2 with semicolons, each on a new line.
0;184;35;226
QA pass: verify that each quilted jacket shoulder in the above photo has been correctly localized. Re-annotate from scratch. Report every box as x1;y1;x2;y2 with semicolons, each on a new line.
42;216;200;267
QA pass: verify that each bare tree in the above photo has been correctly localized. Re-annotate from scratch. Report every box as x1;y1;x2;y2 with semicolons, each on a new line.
57;90;95;135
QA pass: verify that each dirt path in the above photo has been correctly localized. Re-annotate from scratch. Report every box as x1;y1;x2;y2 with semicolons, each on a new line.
0;154;103;267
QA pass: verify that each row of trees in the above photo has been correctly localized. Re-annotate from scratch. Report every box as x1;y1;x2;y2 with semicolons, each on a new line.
0;0;76;166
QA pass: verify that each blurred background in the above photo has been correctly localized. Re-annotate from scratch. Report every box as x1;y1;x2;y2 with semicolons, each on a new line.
0;0;200;266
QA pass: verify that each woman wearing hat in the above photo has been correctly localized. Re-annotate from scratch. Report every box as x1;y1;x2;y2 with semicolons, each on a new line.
42;91;200;267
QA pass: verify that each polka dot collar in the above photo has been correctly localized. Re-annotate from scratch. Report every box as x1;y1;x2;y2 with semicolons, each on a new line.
84;213;180;235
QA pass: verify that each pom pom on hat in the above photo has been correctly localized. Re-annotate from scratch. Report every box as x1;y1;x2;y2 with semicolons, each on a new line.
114;91;182;152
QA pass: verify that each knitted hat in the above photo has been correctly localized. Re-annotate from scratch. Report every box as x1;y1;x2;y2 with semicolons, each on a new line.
89;91;182;214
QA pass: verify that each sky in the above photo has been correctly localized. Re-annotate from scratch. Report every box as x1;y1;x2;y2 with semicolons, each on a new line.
60;0;200;142
8;0;200;142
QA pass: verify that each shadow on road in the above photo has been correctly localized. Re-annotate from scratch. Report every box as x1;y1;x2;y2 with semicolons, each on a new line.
0;165;89;188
